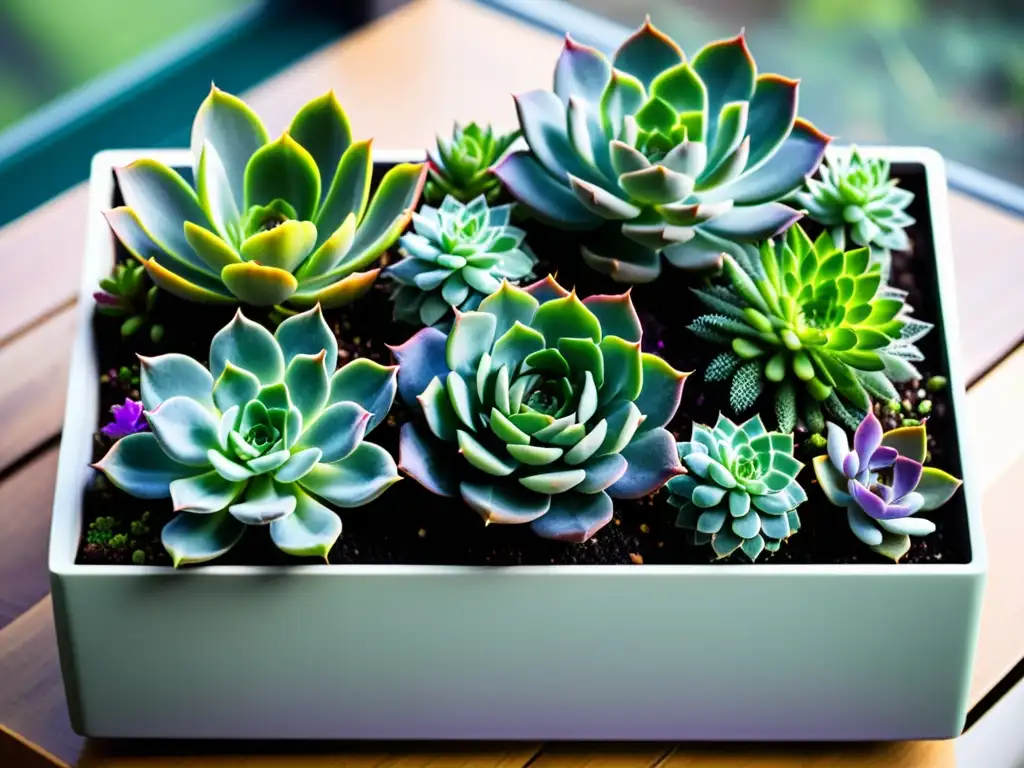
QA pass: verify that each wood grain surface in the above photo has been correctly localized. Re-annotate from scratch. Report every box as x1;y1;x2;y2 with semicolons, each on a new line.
0;0;1020;766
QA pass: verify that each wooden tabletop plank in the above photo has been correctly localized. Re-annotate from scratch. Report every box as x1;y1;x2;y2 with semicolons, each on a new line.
0;449;59;630
0;724;70;768
0;307;75;470
0;188;87;346
659;741;955;767
78;742;542;767
0;598;84;766
967;345;1024;704
527;743;673;767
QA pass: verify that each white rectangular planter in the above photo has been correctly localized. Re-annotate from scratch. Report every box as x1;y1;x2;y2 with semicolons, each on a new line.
50;147;986;741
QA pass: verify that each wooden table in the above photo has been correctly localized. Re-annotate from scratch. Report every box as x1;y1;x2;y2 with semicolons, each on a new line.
1;1;1022;765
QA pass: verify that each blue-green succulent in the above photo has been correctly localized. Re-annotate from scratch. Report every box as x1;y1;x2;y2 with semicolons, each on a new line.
392;276;687;542
388;195;537;327
92;306;400;566
792;147;915;280
668;415;806;561
493;21;830;281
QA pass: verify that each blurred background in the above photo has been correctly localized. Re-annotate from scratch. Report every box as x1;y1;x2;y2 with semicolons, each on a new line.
0;0;251;132
568;0;1024;185
0;0;1021;226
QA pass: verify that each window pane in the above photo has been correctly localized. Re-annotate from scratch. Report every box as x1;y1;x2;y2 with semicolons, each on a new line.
0;0;254;131
566;0;1024;186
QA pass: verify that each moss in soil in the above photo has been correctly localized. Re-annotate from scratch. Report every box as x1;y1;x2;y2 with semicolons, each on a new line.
79;163;972;567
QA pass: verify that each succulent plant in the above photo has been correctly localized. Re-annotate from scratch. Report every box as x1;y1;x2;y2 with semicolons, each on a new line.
667;415;806;561
425;122;520;205
101;398;147;439
94;262;163;342
492;21;830;281
104;87;426;311
689;223;931;433
388;195;538;327
792;147;914;280
392;277;687;542
812;411;962;561
92;306;400;565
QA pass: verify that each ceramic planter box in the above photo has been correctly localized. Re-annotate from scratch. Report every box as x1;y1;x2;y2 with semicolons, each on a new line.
50;147;986;742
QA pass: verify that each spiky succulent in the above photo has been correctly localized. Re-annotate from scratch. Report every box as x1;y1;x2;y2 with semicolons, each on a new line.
94;261;163;342
92;306;400;566
388;195;538;327
105;86;426;312
392;277;687;542
493;21;829;281
668;415;806;561
425;122;520;205
813;412;962;561
690;224;931;433
792;147;914;276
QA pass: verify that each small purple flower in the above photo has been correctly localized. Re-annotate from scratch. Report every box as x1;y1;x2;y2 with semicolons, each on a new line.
101;398;147;439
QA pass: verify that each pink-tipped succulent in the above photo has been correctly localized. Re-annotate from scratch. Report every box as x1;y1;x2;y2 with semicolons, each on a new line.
391;277;687;542
493;21;830;282
105;87;426;312
812;411;962;561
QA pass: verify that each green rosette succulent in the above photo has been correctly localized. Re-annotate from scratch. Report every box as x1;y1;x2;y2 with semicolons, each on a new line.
493;21;830;281
94;261;163;342
690;223;931;433
92;306;400;566
667;415;806;561
425;122;520;205
388;195;538;327
105;86;426;311
793;147;914;253
391;277;687;542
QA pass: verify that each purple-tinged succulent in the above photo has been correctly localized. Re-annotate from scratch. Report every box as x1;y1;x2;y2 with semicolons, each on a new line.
812;411;962;561
493;20;830;281
101;398;147;439
392;277;687;542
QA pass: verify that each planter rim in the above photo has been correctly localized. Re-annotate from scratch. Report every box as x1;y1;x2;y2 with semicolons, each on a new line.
49;146;986;578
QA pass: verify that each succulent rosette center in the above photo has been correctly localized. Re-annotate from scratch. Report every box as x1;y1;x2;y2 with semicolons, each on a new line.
392;277;687;542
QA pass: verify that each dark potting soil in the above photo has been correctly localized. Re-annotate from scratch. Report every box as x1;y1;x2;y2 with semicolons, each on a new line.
78;162;972;568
